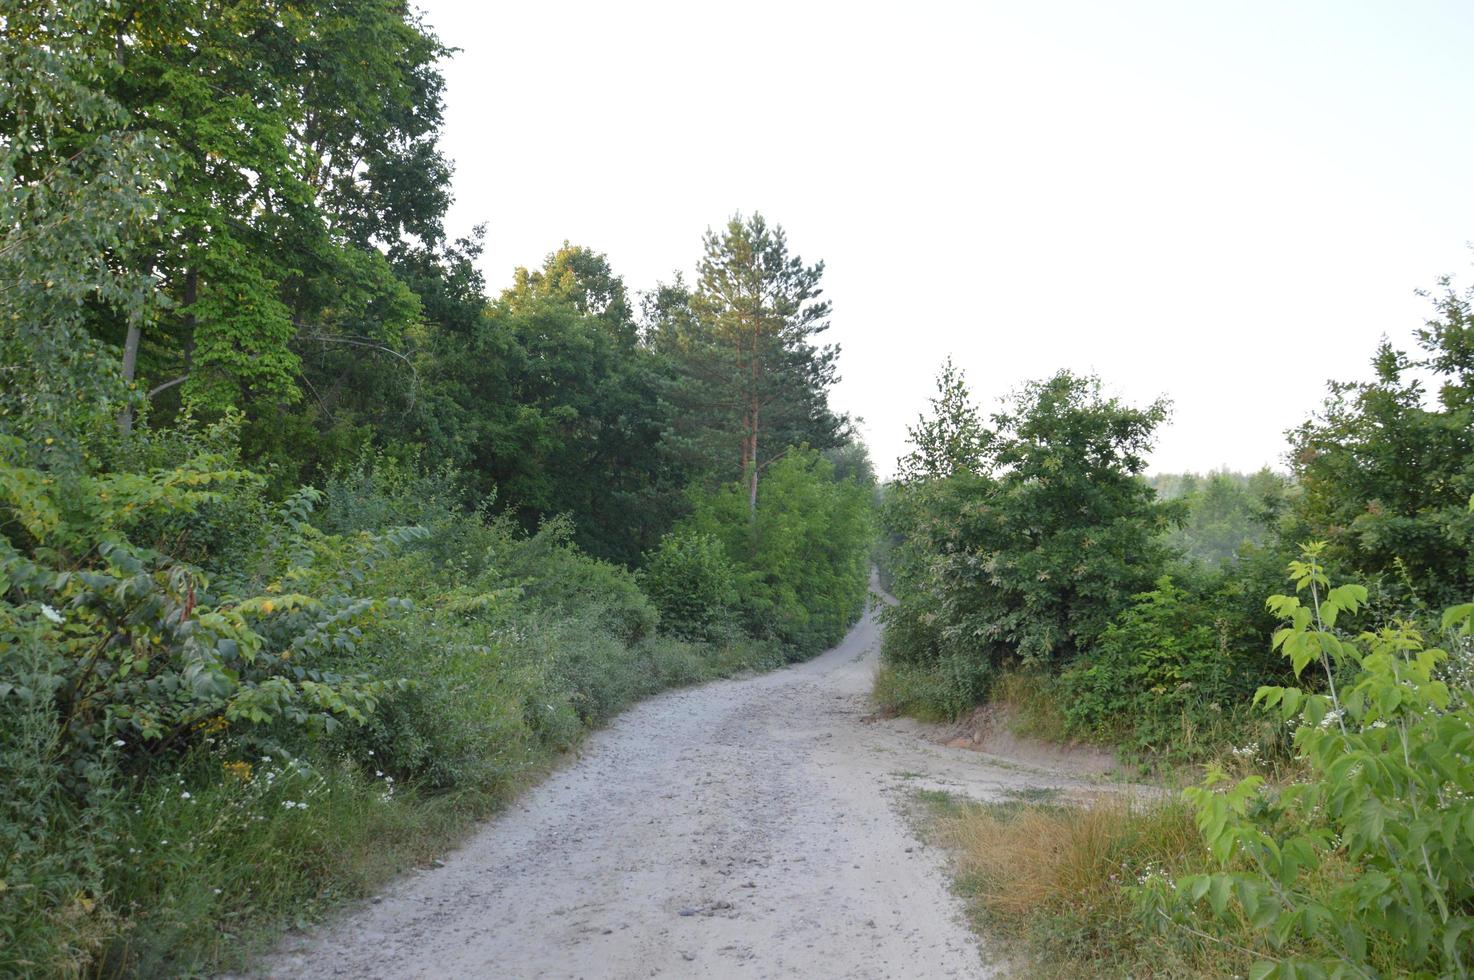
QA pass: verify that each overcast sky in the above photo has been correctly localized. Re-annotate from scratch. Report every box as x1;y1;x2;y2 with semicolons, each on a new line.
414;0;1474;478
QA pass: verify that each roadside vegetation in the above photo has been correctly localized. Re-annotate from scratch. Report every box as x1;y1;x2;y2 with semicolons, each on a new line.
0;4;874;975
882;288;1474;975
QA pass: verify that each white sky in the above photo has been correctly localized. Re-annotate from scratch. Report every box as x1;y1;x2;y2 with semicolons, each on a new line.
415;0;1474;479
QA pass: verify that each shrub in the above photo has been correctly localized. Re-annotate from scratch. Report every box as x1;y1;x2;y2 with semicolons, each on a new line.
873;654;993;722
641;531;737;641
1148;541;1474;978
0;454;414;786
0;449;434;974
0;666;119;976
1061;577;1255;754
683;448;874;654
502;520;658;645
1;442;798;974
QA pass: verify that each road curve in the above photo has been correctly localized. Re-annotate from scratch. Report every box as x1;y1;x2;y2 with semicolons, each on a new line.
254;598;1096;979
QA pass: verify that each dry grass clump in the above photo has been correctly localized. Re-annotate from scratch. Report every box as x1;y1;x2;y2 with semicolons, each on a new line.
924;790;1254;978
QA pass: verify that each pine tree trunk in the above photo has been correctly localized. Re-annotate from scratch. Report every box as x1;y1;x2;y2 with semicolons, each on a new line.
747;398;759;517
747;317;760;517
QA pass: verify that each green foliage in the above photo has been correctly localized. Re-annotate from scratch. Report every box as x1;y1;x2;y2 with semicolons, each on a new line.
0;660;119;976
1061;578;1231;750
882;369;1179;702
872;655;993;722
0;450;791;973
95;0;447;419
418;253;679;565
1151;469;1293;566
1148;542;1474;978
1060;575;1288;756
641;531;738;641
653;213;848;499
682;448;874;654
0;451;418;778
0;0;170;460
1291;278;1474;609
504;242;637;343
896;356;991;483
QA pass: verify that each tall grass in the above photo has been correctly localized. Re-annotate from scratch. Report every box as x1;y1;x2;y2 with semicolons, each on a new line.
921;783;1377;977
922;791;1259;978
988;671;1073;743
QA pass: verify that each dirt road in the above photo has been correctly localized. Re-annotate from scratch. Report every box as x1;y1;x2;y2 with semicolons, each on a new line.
257;598;1107;979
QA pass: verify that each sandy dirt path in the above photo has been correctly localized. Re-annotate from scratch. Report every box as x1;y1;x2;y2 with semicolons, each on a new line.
254;597;1109;979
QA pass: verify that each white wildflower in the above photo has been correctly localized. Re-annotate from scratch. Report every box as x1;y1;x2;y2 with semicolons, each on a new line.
40;603;63;624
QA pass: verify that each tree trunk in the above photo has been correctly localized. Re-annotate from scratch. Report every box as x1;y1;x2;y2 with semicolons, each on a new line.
747;397;760;517
739;407;750;475
746;316;761;517
118;321;143;435
123;267;198;432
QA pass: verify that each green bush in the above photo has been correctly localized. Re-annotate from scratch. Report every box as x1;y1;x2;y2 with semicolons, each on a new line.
0;451;432;974
0;453;415;785
1146;542;1474;978
0;444;798;974
0;664;120;976
872;653;992;722
641;531;738;641
502;519;659;645
1061;577;1266;754
682;448;874;655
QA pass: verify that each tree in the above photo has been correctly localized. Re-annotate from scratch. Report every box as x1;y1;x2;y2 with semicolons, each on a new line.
883;371;1180;677
640;531;738;641
421;245;679;564
1149;469;1291;565
896;357;991;482
1290;277;1474;608
685;213;845;513
505;243;637;345
0;0;171;463
90;0;449;429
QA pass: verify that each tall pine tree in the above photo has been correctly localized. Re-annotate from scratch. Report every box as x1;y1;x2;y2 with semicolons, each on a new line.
675;213;845;513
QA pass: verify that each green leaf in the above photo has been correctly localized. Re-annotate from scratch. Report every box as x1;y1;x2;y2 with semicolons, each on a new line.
1208;875;1232;917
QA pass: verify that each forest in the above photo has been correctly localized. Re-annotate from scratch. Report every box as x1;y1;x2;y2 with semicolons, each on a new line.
1;3;874;973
